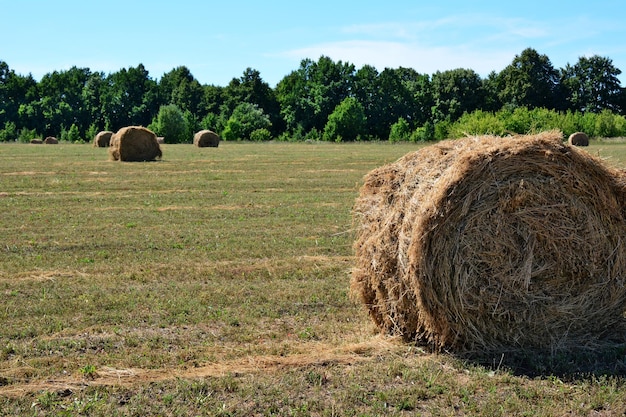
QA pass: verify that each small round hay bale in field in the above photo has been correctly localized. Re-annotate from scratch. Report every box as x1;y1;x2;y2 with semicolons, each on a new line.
568;131;589;146
30;138;43;144
193;130;220;147
156;136;165;144
352;130;626;355
109;126;162;162
44;136;58;144
93;131;113;147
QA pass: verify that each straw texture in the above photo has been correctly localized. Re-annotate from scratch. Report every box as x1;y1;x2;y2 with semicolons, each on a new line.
352;131;626;354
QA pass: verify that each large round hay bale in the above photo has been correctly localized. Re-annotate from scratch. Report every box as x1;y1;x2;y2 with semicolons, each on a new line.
109;126;162;162
193;130;220;147
44;136;58;144
352;130;626;355
93;131;113;147
568;131;589;146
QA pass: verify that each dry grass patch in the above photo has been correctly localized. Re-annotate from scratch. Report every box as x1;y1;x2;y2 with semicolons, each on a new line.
2;141;626;415
0;336;401;398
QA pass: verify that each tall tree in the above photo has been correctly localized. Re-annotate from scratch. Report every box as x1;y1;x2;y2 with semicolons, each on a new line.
395;67;432;127
497;48;565;110
101;64;159;130
375;68;419;137
276;56;355;133
0;61;39;132
222;68;283;135
38;66;92;136
352;64;380;136
275;70;306;133
81;71;108;131
482;71;503;112
352;66;431;139
431;68;485;122
201;84;225;116
159;66;204;115
199;84;226;132
561;55;624;113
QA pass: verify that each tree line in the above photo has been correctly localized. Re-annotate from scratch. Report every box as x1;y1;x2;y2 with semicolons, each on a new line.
1;47;625;143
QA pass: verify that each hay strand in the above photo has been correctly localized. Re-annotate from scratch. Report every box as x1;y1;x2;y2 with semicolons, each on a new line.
352;130;626;355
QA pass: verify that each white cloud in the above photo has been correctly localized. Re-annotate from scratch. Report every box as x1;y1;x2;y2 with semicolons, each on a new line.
281;40;515;76
341;14;550;43
340;19;457;41
278;15;564;77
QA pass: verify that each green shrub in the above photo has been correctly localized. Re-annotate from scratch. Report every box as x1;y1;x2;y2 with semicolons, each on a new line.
149;104;189;143
200;112;225;134
449;110;506;137
222;103;271;141
85;124;99;144
434;120;451;140
410;122;435;142
61;124;81;143
0;121;18;142
388;117;411;142
303;128;321;142
249;128;272;141
323;97;366;142
442;108;626;139
17;128;39;143
595;110;620;138
221;118;243;141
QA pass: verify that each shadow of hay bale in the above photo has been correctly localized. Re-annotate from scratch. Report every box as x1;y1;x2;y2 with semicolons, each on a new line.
352;130;626;374
466;324;626;377
109;126;162;162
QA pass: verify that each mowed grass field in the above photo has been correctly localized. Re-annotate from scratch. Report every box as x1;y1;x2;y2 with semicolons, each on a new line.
2;139;626;416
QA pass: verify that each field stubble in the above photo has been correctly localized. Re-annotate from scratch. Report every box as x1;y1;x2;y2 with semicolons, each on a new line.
1;140;626;415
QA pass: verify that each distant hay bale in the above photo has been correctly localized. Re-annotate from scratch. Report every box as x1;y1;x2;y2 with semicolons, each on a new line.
93;131;113;147
568;131;589;146
193;130;220;147
44;136;58;144
109;126;162;162
156;136;165;144
352;130;626;355
30;138;43;144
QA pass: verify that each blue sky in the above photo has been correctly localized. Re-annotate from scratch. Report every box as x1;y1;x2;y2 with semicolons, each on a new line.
2;0;625;87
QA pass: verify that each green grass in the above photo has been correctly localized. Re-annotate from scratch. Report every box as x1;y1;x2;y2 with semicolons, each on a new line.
1;139;626;415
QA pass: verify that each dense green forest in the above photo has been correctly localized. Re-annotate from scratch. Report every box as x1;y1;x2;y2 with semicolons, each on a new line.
1;47;625;143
